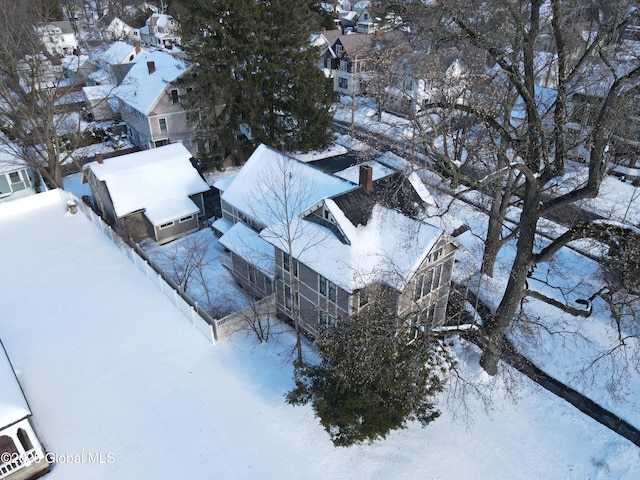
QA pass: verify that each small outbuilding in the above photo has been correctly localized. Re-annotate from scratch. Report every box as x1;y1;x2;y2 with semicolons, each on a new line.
85;143;210;244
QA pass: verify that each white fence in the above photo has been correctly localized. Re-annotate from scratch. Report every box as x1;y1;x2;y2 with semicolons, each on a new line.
216;294;276;339
63;191;218;345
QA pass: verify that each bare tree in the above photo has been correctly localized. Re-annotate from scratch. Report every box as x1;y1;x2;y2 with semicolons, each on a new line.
0;0;100;189
250;154;332;364
401;0;640;374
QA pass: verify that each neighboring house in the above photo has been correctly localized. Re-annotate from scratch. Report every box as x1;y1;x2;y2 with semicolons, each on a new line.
93;40;148;85
0;343;50;480
355;7;378;34
114;50;196;154
0;146;36;204
97;15;140;42
36;21;78;56
215;144;458;337
85;143;209;244
140;13;181;50
384;53;468;117
323;33;374;95
17;54;64;93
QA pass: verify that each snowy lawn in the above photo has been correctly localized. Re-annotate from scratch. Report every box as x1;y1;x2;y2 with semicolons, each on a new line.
140;228;252;318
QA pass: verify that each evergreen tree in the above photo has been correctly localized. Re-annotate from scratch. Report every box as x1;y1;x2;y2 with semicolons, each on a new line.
176;0;335;165
287;297;446;446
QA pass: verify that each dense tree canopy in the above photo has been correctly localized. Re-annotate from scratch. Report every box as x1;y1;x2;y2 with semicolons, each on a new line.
287;297;445;446
176;0;335;164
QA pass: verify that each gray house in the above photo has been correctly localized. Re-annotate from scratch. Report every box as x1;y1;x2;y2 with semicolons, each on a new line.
85;143;209;244
216;144;458;336
262;169;457;336
115;50;197;155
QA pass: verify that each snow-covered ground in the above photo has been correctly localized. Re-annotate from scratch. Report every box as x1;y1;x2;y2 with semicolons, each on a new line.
0;190;638;479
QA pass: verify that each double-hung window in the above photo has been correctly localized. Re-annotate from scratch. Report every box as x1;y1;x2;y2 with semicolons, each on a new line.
158;117;168;133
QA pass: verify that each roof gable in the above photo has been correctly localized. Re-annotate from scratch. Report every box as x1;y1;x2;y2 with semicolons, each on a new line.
221;144;356;229
115;50;187;115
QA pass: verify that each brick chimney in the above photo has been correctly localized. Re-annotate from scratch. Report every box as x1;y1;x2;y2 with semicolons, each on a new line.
359;164;373;192
147;61;156;75
96;153;103;164
134;40;141;54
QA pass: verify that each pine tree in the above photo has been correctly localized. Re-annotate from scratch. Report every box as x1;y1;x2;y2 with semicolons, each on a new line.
176;0;335;164
287;297;446;446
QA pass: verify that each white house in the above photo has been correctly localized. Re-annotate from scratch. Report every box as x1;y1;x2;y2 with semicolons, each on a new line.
36;21;78;56
85;143;209;244
97;15;140;42
0;344;49;480
140;13;181;50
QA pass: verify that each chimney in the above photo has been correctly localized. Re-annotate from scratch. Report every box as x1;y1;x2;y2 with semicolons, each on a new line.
96;153;103;164
359;164;373;192
134;40;141;54
147;61;156;75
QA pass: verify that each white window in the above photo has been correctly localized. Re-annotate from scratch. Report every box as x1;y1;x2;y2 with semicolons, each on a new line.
338;77;348;89
158;117;168;133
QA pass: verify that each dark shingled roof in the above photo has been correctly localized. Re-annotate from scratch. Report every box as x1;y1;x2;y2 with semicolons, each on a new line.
329;172;426;227
332;187;375;227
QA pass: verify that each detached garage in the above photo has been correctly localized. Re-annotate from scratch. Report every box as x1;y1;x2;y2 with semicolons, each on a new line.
85;143;210;244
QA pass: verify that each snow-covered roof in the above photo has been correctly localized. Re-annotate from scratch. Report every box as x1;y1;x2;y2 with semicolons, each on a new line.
115;50;188;115
211;217;233;235
82;84;114;101
334;160;395;184
0;344;31;428
87;143;209;225
213;175;236;192
221;144;356;229
262;200;444;292
219;222;276;278
89;68;110;83
101;41;138;65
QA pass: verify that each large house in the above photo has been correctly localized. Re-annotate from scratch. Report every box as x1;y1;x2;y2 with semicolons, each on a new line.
140;13;181;50
322;33;374;95
215;144;458;336
114;50;196;154
85;143;209;244
0;343;50;480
